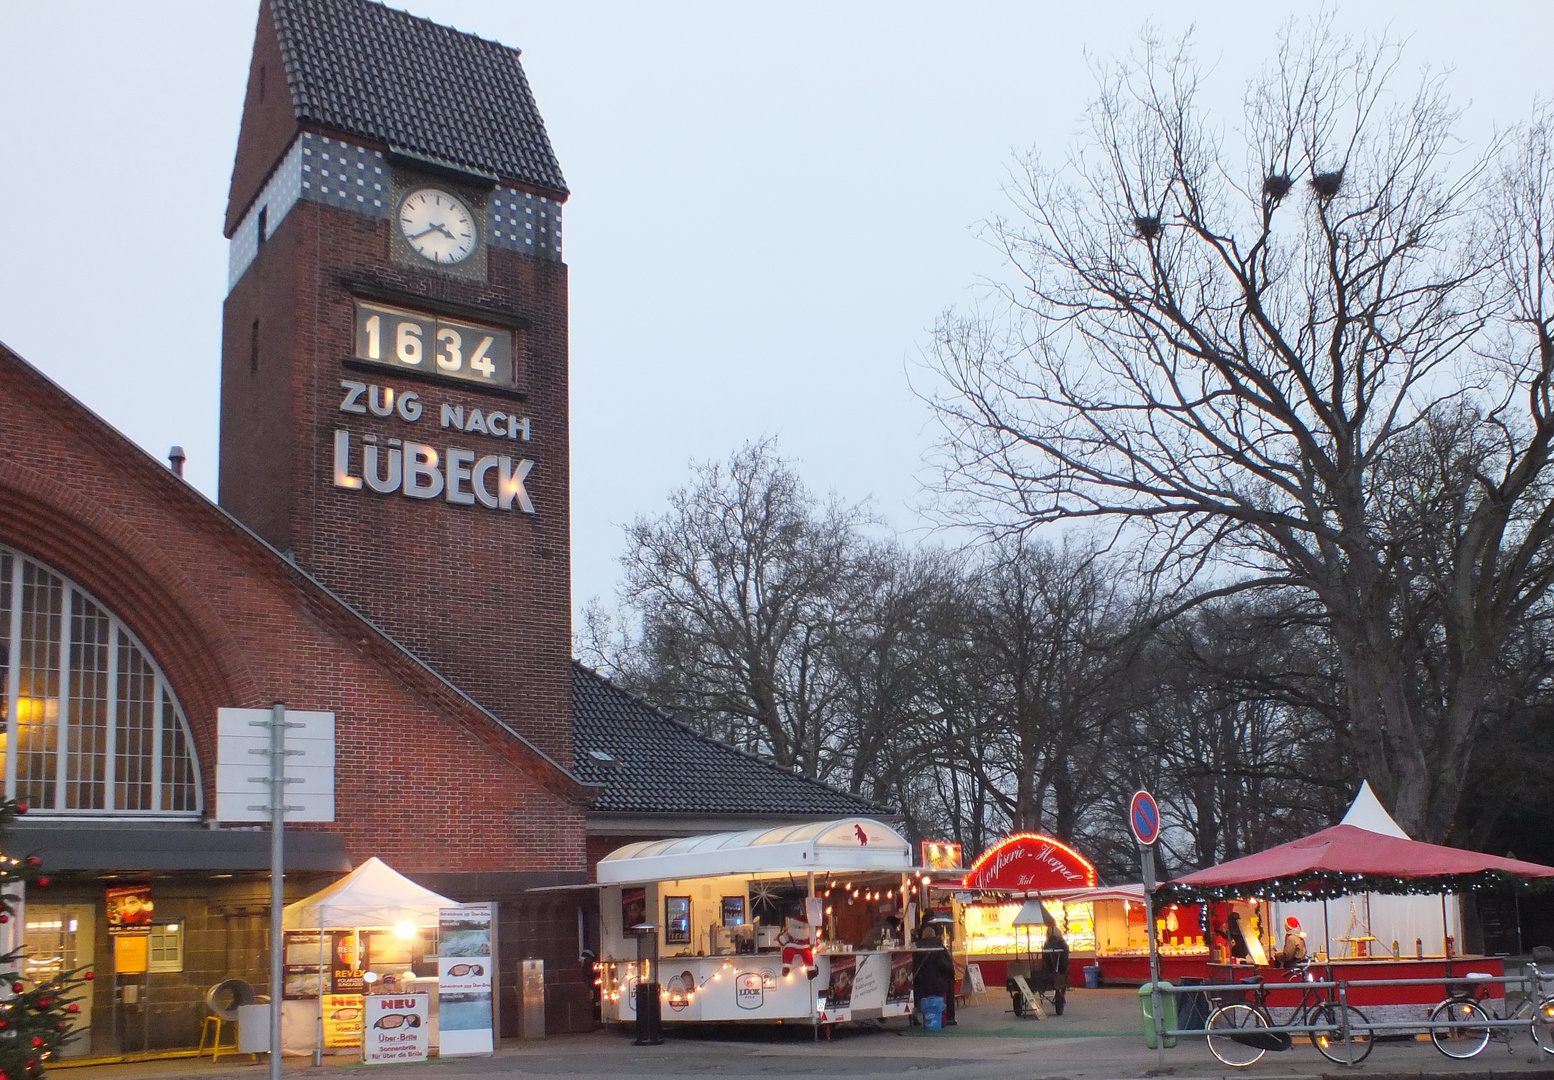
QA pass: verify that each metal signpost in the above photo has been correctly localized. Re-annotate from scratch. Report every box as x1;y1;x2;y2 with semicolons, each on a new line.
216;706;336;1075
1129;790;1166;1067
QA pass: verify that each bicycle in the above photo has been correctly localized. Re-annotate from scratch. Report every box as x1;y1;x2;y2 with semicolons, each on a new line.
1204;960;1374;1067
1428;946;1554;1059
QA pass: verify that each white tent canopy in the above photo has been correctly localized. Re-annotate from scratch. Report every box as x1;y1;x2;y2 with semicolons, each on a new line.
283;856;456;929
597;818;912;884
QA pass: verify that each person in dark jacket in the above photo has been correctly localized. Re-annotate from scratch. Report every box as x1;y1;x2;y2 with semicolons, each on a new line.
914;926;958;1025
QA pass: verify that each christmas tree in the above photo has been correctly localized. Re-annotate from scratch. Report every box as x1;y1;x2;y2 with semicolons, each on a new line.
0;800;91;1079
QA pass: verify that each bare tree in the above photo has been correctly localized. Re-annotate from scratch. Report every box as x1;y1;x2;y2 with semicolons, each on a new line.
597;439;872;783
926;20;1554;840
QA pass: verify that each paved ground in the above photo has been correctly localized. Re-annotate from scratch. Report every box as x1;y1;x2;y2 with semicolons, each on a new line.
54;990;1554;1080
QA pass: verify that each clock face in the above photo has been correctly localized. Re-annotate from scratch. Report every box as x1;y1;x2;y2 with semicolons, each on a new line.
397;188;478;265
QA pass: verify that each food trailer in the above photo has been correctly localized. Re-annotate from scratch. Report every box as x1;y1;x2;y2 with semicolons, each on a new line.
595;818;925;1026
952;834;1211;988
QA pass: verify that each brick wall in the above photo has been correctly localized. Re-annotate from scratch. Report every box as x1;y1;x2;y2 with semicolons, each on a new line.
0;343;588;875
221;197;575;766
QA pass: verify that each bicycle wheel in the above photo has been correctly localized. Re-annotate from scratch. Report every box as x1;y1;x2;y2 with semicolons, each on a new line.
1429;998;1491;1059
1310;1003;1374;1064
1531;996;1554;1055
1206;1003;1271;1067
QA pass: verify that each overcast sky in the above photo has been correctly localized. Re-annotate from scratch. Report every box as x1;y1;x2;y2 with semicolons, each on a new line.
1;2;1547;623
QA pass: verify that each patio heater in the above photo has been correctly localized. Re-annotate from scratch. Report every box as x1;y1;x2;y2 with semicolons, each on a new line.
630;923;663;1046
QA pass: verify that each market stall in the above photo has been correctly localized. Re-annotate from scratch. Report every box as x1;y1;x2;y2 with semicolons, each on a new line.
1157;784;1554;1014
280;858;456;1054
595;818;925;1025
949;833;1209;987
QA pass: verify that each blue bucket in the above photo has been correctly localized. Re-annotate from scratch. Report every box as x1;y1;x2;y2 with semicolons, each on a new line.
1084;965;1100;989
920;995;946;1030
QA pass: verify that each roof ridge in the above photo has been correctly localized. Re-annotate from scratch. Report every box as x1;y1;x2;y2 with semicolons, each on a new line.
571;661;894;814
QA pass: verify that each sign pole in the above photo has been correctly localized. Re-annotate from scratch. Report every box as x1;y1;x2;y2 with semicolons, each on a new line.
268;701;285;1080
1141;844;1165;1068
1128;790;1166;1067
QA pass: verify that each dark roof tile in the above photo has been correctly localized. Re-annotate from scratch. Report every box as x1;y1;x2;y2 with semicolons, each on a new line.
572;663;892;818
271;0;567;194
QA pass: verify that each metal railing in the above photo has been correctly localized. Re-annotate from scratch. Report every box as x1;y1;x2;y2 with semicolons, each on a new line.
1145;968;1553;1066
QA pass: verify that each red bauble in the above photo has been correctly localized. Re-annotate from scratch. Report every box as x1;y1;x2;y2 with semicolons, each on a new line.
83;972;94;982
66;1004;78;1014
34;878;47;888
1;1018;11;1028
10;983;23;994
0;914;9;923
29;1039;41;1049
23;858;39;868
14;803;27;815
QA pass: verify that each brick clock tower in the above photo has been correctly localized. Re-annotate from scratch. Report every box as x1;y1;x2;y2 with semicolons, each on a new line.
220;0;573;764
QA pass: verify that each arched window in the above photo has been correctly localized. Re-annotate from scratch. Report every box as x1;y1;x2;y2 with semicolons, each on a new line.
0;545;201;816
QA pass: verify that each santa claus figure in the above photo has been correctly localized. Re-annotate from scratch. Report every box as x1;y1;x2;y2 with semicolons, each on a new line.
778;916;817;979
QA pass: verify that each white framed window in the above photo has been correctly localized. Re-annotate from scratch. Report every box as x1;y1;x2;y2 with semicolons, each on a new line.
0;546;202;816
148;923;183;973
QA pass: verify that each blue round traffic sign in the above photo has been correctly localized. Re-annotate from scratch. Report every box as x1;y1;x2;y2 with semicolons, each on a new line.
1129;790;1160;846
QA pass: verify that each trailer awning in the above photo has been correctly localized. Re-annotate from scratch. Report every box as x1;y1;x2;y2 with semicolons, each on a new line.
597;818;912;884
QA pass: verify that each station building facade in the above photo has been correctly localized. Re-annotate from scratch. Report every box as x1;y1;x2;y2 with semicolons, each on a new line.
0;0;889;1055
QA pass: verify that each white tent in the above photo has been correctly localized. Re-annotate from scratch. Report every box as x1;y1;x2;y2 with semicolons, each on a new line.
1272;783;1461;957
284;857;456;929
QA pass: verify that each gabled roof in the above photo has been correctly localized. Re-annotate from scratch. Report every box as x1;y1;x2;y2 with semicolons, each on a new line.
269;0;566;193
572;663;894;819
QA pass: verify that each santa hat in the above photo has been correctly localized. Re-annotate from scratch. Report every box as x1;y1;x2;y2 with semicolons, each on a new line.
1284;916;1302;931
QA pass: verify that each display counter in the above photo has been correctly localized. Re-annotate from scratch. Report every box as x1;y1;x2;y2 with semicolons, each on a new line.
1206;956;1505;1008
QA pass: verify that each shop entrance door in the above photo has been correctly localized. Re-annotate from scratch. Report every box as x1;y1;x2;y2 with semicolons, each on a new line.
24;905;95;1058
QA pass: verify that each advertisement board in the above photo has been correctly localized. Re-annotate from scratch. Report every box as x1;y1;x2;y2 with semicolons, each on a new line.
322;994;364;1048
362;993;429;1063
438;904;494;1055
106;884;152;937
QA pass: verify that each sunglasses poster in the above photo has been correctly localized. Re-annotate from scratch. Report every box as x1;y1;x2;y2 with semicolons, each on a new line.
322;994;365;1048
362;993;429;1063
438;904;495;1056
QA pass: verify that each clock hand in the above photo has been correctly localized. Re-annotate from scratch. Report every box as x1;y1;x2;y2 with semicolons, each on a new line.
408;225;442;241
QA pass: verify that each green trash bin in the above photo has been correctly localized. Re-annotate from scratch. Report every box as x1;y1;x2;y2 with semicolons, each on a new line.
1139;981;1178;1049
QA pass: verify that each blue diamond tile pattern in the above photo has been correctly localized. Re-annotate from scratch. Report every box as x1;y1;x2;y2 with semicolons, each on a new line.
571;663;894;817
270;0;567;196
229;133;563;289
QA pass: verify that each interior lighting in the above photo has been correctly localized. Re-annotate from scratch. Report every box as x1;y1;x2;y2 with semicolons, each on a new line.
394;920;417;939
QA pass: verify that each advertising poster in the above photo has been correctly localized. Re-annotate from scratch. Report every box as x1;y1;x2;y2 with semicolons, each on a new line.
362;993;429;1063
106;884;152;936
333;930;366;995
887;951;915;1005
620;887;646;930
819;954;855;1024
438;904;494;1055
322;994;364;1048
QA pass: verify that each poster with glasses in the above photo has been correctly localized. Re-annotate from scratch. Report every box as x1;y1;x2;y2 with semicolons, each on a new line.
362;993;429;1063
438;904;494;1055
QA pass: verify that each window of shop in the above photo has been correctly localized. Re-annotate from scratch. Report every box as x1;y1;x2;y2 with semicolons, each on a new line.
148;922;184;973
0;546;202;816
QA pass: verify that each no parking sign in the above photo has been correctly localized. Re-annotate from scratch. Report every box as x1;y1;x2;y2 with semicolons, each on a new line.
1129;790;1160;846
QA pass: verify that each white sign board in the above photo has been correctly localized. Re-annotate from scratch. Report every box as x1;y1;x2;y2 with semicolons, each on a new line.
362;993;429;1063
438;905;495;1055
215;708;336;822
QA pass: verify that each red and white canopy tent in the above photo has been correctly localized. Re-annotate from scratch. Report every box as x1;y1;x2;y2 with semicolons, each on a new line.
1157;782;1554;957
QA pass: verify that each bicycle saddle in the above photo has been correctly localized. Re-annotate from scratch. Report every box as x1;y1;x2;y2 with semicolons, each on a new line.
1462;971;1493;980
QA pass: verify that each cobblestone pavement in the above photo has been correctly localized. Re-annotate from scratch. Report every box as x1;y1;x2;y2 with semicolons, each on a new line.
53;990;1554;1080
